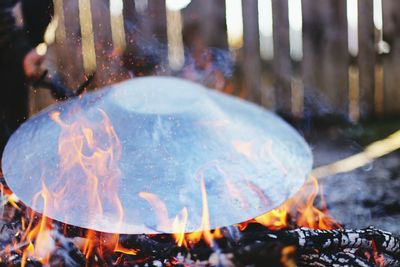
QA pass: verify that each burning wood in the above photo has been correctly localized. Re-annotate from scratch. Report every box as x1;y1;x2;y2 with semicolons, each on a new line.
0;172;399;266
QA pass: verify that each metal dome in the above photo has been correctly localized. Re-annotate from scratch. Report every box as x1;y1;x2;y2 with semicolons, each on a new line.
2;77;312;234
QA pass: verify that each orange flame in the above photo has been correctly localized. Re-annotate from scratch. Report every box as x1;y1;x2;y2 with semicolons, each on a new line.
171;176;224;248
21;182;53;267
253;175;340;230
114;241;138;256
16;108;133;265
186;177;214;245
172;207;188;247
49;109;123;222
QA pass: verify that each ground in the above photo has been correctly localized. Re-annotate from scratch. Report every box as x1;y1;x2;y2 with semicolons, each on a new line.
304;118;400;234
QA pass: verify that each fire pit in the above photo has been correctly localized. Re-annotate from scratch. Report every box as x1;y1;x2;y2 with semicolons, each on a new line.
0;174;399;266
0;77;399;266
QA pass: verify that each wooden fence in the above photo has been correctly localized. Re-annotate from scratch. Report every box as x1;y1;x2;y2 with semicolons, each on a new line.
30;0;400;120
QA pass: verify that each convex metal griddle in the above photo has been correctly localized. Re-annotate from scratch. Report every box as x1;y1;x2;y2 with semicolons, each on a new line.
2;77;312;234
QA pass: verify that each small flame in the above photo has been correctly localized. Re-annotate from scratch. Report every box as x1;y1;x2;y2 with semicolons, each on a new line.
253;175;340;230
186;177;214;245
114;243;138;256
21;182;53;266
172;176;223;247
255;207;288;230
172;208;188;247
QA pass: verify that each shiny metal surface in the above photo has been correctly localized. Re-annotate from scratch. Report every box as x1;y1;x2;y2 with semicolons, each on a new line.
2;77;312;234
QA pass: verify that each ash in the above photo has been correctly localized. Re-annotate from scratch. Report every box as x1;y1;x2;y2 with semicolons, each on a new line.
323;151;400;234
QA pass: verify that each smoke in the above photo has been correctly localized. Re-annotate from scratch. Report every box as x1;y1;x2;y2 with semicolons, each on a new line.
183;48;234;78
122;20;168;76
121;18;234;90
303;86;346;118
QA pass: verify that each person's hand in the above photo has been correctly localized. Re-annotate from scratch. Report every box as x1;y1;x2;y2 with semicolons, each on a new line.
23;49;45;80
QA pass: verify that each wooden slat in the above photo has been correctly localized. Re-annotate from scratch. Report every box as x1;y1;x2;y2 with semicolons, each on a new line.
147;0;167;43
382;0;400;114
242;0;262;104
122;0;141;49
122;0;138;49
122;0;136;21
182;0;228;48
55;0;85;89
271;0;291;115
358;0;375;118
302;0;349;117
90;0;113;87
78;0;97;74
302;0;322;115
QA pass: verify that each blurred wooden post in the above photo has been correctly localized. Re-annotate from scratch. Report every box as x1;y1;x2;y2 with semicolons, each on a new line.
302;0;322;116
382;0;400;114
147;0;167;43
358;0;375;118
242;0;262;104
201;0;228;48
302;0;348;117
122;0;137;37
78;0;96;75
182;0;228;48
122;0;136;22
271;0;291;115
90;0;113;87
54;0;85;89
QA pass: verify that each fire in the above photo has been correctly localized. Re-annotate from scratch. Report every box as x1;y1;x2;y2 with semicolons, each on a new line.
253;175;340;230
50;108;129;261
20;182;53;267
114;243;138;256
1;107;341;264
49;109;124;223
186;177;214;246
255;206;288;230
13;107;132;265
162;170;338;249
172;207;188;247
4;161;338;266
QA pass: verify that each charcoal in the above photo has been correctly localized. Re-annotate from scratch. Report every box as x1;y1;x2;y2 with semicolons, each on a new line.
299;252;373;267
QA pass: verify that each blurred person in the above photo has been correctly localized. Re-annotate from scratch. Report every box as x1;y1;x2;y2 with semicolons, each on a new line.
0;0;52;157
181;23;233;92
